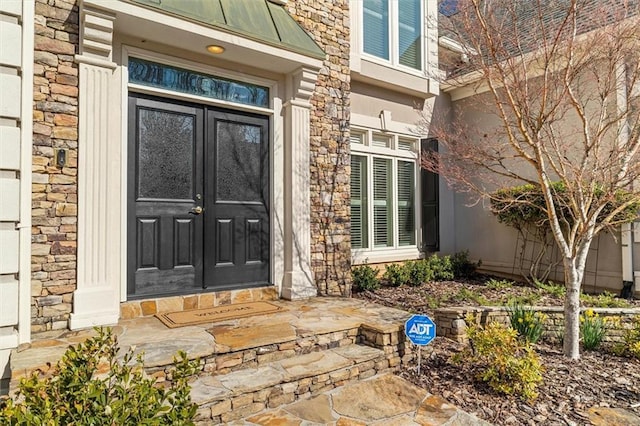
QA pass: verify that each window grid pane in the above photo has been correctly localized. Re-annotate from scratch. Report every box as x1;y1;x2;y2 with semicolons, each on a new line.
350;156;368;249
397;160;415;246
363;0;390;60
373;157;393;247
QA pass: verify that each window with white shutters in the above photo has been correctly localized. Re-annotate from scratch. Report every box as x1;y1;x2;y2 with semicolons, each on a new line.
350;129;421;254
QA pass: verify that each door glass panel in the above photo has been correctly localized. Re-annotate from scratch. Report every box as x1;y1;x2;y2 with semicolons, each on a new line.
137;108;194;200
216;121;263;202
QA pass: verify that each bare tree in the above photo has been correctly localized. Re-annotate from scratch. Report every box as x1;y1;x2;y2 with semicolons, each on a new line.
424;0;640;359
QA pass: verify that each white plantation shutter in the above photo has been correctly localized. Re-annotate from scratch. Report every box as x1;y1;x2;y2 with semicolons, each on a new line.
350;156;368;249
363;0;390;60
399;0;422;69
397;160;415;246
372;134;391;148
373;157;392;247
350;132;364;145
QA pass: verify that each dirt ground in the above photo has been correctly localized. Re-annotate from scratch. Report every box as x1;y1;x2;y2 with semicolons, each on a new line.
355;277;640;425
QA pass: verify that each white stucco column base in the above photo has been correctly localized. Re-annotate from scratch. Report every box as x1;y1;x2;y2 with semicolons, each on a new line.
281;68;318;300
70;5;121;329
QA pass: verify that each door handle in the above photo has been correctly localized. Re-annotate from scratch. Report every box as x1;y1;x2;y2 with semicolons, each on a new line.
189;206;204;215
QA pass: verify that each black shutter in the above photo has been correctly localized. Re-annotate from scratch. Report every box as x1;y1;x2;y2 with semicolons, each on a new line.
421;138;439;252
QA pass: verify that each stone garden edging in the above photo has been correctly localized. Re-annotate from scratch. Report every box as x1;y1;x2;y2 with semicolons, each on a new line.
435;306;640;344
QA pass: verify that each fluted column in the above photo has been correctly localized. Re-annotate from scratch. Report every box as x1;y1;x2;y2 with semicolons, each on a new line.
70;5;120;329
281;68;318;300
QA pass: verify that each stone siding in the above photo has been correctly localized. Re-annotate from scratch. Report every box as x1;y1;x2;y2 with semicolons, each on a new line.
286;1;353;297
31;0;79;333
435;306;640;344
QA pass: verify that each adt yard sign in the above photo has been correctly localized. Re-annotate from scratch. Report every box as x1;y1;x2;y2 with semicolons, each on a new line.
405;315;436;346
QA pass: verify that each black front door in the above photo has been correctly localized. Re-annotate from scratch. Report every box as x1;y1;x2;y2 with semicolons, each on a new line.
128;94;269;299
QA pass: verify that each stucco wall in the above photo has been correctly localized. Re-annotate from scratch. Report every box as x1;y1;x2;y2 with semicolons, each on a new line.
444;85;626;292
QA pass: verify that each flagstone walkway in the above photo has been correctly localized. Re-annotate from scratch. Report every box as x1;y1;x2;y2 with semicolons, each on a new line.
10;297;491;425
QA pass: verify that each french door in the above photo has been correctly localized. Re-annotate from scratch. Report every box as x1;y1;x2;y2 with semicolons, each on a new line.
127;94;269;299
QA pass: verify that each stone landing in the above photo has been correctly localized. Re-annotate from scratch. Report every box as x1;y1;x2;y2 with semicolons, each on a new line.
9;297;491;425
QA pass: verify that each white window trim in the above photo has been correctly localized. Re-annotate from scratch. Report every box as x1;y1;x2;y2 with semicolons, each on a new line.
350;128;421;263
350;1;439;97
360;0;426;76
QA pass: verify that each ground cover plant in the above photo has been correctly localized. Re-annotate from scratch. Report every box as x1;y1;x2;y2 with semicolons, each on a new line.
0;328;199;425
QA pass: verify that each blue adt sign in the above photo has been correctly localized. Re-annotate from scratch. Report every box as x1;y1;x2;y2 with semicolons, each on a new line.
405;315;436;346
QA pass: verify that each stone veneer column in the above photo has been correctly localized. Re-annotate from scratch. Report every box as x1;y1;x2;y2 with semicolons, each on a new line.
69;5;120;329
281;68;318;300
286;1;352;297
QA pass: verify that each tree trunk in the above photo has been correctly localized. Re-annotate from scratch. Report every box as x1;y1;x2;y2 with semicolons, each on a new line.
563;258;584;359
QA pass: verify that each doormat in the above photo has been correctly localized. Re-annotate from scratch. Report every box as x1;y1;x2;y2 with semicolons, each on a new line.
156;301;284;328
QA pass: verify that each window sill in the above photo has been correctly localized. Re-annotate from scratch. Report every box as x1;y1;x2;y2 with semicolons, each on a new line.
351;56;439;97
351;246;422;265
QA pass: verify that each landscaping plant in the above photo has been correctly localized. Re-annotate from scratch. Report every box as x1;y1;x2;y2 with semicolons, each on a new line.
383;263;410;287
0;327;199;425
352;264;380;291
612;315;640;358
507;304;547;344
579;309;606;350
406;259;433;287
426;254;455;281
460;316;543;401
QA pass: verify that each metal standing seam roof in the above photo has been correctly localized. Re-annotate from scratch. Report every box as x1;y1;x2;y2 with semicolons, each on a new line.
129;0;326;60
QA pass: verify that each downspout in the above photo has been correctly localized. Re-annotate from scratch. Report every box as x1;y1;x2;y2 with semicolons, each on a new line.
617;61;634;297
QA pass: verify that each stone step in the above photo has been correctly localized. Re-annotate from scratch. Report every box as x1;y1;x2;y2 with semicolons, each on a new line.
191;344;389;424
10;298;413;394
241;373;493;426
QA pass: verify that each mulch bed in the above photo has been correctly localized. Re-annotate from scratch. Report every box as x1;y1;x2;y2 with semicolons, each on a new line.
354;276;640;425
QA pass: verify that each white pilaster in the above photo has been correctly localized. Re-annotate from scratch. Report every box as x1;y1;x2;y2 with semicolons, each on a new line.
281;68;318;300
70;5;121;329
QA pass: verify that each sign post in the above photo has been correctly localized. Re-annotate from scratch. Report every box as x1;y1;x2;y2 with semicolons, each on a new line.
405;314;436;375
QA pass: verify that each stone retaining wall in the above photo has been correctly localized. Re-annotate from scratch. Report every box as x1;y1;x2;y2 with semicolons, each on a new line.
31;0;79;333
435;306;640;344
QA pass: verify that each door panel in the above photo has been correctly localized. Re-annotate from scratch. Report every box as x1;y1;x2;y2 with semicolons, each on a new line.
128;95;204;298
205;110;269;288
128;94;270;297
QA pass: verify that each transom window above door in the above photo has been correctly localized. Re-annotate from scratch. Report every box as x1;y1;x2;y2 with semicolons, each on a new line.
362;0;423;71
128;57;269;108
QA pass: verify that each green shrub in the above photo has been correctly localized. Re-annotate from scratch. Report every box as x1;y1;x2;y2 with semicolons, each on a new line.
581;291;631;308
451;250;478;278
0;328;199;425
580;309;606;350
427;254;455;281
352;264;380;291
486;278;514;290
406;260;433;286
462;317;543;401
507;304;546;344
383;263;410;287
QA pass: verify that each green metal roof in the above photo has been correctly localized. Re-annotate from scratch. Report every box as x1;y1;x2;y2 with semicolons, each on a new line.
131;0;326;59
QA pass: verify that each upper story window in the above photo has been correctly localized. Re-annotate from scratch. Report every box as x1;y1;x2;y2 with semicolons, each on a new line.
363;0;423;71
